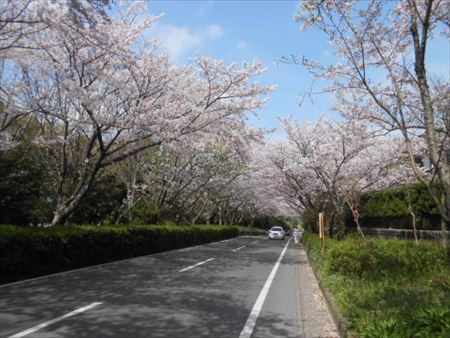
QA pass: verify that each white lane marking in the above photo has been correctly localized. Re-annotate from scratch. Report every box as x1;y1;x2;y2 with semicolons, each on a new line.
180;237;238;251
8;302;102;338
239;239;291;338
232;245;246;252
179;258;215;272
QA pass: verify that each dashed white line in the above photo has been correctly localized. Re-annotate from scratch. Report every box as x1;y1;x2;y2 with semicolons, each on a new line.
8;302;102;338
179;258;215;272
239;239;291;338
232;245;246;252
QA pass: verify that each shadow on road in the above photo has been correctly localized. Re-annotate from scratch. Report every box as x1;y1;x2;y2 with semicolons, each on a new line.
1;238;305;338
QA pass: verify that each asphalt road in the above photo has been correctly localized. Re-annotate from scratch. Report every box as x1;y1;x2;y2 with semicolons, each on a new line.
0;236;321;338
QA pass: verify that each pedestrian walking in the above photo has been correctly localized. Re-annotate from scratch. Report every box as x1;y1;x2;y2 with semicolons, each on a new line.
294;228;302;244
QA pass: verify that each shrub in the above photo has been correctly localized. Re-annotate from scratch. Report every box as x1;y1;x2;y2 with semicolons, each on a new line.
323;237;447;279
355;183;442;230
360;183;440;218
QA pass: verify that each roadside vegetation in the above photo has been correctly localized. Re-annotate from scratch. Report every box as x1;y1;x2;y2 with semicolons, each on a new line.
303;233;450;337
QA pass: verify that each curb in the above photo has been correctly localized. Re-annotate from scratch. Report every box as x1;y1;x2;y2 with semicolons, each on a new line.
302;244;349;338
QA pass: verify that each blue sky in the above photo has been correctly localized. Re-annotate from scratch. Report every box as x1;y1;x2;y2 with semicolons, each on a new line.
146;0;449;138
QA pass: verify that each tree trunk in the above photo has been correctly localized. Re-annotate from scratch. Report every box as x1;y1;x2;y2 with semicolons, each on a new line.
441;193;449;249
405;186;419;245
51;207;68;226
327;209;336;238
408;0;450;248
126;184;135;224
351;209;366;240
408;205;419;245
333;200;346;240
50;185;91;226
237;212;244;225
50;161;101;226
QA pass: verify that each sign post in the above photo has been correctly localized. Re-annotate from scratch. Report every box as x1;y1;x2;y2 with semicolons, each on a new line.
319;212;325;252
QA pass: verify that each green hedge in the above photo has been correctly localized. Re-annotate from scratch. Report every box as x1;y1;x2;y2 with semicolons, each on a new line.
303;233;450;337
0;224;239;284
355;183;442;230
360;183;439;218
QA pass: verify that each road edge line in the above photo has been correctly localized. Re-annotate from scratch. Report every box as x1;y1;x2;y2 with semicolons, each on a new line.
238;239;291;338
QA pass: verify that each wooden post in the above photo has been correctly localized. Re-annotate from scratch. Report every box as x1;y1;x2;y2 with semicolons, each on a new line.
319;212;325;252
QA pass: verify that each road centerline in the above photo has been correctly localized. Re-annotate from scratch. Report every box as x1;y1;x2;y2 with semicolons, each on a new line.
238;239;291;338
8;302;102;338
179;257;215;272
232;245;246;252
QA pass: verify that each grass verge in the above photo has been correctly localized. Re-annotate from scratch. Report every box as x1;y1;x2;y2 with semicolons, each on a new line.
303;233;450;337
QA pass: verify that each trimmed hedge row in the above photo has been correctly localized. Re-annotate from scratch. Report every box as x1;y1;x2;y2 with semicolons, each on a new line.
360;183;440;218
347;183;442;230
0;224;239;284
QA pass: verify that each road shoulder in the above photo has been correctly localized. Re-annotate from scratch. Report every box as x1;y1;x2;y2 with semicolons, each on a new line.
296;245;339;338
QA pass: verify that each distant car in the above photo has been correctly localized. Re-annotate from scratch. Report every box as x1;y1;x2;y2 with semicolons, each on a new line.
268;226;285;240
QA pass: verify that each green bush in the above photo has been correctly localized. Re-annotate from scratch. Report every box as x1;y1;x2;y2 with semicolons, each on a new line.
360;183;440;218
353;183;443;230
0;144;53;225
303;233;450;337
0;224;239;284
323;237;447;279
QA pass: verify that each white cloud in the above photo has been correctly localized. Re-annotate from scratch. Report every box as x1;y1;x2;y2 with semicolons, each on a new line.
155;23;224;61
159;25;202;61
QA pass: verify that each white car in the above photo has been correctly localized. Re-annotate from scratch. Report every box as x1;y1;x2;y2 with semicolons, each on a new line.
268;226;285;240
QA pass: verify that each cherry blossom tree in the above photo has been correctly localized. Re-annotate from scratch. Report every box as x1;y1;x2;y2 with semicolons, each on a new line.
110;131;264;226
274;118;403;237
1;0;42;148
256;117;431;240
337;137;405;239
1;0;47;55
248;142;313;223
0;0;114;148
296;0;449;246
1;2;273;225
